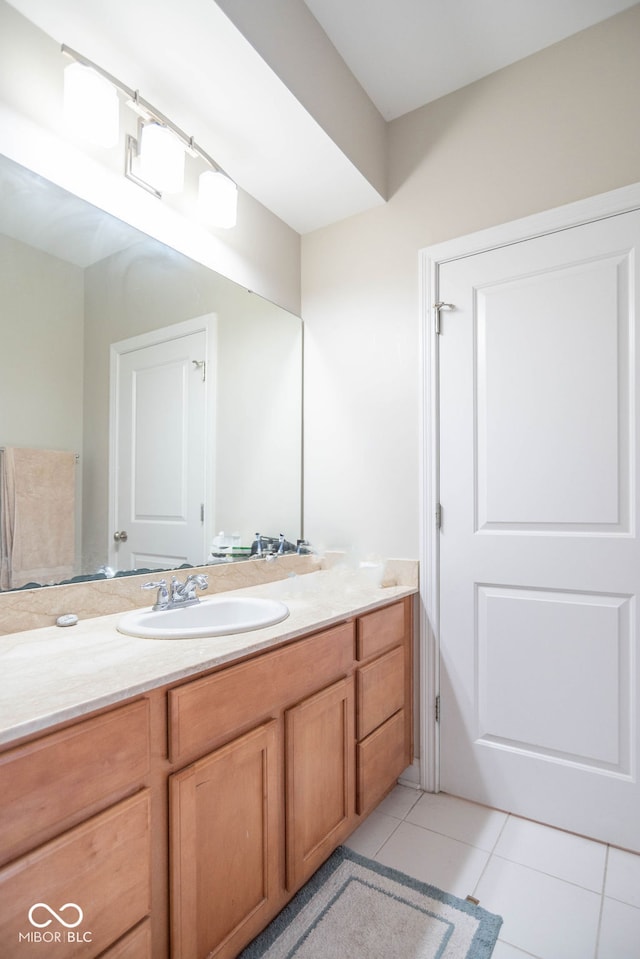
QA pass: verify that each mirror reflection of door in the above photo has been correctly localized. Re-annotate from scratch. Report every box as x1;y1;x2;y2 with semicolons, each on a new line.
109;316;216;572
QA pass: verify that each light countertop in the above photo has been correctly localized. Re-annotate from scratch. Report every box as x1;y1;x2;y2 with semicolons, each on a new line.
0;567;417;747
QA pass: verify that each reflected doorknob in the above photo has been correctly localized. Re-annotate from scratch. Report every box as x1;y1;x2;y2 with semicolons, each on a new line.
113;530;128;542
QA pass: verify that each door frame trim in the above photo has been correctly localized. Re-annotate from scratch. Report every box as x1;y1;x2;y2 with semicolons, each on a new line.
418;181;640;793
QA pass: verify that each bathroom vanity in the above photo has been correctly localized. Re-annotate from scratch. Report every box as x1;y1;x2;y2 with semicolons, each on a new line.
0;570;416;958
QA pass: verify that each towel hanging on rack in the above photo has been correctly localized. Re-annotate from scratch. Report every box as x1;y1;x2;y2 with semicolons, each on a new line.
0;447;76;589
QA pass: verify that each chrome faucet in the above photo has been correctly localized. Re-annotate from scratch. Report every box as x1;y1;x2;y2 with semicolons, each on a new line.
142;573;208;611
170;573;208;606
251;532;298;558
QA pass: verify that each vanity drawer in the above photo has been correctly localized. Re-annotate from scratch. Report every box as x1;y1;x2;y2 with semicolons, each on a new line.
0;699;150;865
0;790;151;958
356;645;405;741
357;601;406;661
168;621;355;764
356;709;407;815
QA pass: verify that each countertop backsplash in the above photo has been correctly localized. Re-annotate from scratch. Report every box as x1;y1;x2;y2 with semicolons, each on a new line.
0;554;323;636
0;553;418;636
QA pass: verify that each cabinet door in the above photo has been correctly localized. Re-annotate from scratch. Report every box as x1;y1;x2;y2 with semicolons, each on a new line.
285;676;355;891
170;720;281;959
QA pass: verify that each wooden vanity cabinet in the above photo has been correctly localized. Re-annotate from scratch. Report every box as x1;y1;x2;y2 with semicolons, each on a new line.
0;595;413;959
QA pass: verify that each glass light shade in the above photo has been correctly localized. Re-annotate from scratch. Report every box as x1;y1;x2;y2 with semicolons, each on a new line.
64;62;120;148
138;122;185;194
199;170;238;229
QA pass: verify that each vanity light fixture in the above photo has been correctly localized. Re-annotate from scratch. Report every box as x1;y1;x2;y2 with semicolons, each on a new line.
61;44;238;226
63;60;119;148
137;121;185;194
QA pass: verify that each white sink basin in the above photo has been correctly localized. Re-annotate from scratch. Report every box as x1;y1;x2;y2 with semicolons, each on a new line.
117;596;289;640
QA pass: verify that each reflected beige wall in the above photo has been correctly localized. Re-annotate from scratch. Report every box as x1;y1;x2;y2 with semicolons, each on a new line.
0;235;84;451
0;235;85;564
82;242;302;572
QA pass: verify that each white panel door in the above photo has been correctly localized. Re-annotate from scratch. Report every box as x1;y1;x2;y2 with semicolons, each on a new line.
111;327;208;572
438;210;640;850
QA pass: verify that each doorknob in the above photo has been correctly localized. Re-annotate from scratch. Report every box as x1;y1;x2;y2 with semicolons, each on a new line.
113;530;128;542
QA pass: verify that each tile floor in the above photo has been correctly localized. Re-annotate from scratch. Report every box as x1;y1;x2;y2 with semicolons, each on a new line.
343;785;640;959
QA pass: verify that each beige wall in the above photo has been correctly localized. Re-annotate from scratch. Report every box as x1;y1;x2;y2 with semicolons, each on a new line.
301;5;640;560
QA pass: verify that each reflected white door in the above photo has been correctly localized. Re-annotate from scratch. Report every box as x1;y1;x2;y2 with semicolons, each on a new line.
438;210;640;850
110;322;211;572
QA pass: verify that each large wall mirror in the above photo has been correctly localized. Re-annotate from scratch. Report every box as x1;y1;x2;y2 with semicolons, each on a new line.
0;153;302;590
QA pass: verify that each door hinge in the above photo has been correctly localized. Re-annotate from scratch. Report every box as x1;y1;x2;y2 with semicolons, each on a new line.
435;503;442;530
200;503;205;523
435;694;440;723
433;301;455;335
192;359;206;382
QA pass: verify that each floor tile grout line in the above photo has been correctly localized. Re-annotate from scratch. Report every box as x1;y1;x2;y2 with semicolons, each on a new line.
496;935;544;958
600;844;610;897
395;815;507;858
603;893;640;910
480;851;607;896
592;845;610;959
404;793;514;853
399;790;422;821
371;815;406;860
471;811;511;898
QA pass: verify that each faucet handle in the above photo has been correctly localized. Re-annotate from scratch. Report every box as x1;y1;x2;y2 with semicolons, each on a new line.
142;579;167;590
142;579;169;608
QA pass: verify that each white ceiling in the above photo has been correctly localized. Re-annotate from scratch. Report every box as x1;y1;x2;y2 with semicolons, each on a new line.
302;0;639;121
5;0;639;234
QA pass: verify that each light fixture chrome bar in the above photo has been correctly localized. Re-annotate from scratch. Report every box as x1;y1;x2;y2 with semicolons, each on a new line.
124;132;161;198
61;43;234;181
